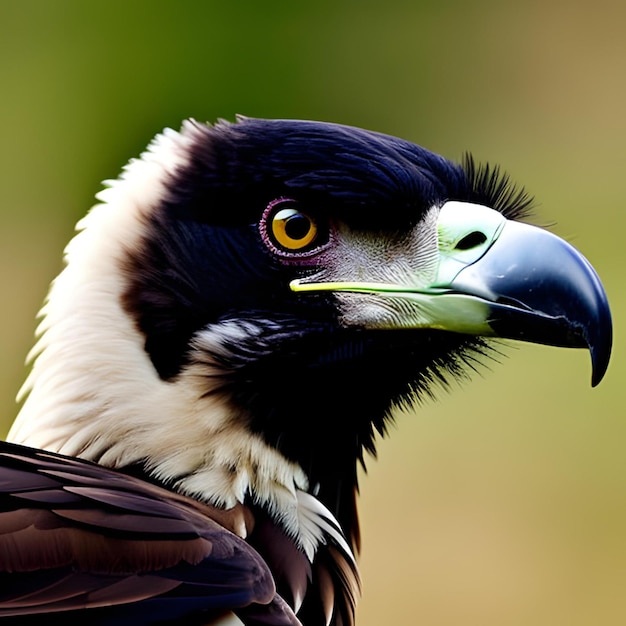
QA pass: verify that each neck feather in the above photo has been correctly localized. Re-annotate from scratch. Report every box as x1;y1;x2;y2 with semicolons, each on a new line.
8;121;309;531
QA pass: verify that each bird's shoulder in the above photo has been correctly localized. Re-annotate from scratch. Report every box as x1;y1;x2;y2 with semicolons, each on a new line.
0;440;301;625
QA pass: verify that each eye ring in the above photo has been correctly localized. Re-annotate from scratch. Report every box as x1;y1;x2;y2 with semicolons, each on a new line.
261;198;325;257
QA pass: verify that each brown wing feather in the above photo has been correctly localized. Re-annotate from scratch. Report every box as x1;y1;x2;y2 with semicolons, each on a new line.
247;495;360;626
0;441;293;624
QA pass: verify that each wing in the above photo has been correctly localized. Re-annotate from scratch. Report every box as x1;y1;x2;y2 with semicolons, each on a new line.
0;441;299;625
247;492;360;626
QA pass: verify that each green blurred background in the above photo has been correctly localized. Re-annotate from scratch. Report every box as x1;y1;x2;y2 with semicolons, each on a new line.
1;1;624;624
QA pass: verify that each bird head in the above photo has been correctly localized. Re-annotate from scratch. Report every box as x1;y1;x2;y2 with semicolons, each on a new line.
9;117;612;556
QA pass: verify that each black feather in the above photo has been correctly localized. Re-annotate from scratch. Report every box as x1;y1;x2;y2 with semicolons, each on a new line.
460;153;535;221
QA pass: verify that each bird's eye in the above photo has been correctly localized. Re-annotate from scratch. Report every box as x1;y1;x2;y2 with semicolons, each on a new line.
261;199;325;257
271;207;317;250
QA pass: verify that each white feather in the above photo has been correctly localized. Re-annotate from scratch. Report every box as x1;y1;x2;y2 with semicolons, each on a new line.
8;121;315;545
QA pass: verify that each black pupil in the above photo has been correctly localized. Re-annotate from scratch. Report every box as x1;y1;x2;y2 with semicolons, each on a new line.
285;214;312;240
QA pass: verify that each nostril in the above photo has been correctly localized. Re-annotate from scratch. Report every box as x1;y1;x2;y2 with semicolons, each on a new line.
455;231;487;250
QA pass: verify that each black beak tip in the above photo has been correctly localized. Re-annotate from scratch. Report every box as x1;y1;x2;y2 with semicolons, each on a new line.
589;307;612;388
592;365;608;388
580;258;612;387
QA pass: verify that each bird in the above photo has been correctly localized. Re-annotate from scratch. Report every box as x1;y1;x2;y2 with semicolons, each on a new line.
0;116;612;626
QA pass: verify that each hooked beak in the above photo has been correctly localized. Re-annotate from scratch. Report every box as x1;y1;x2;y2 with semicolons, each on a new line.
291;202;612;386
